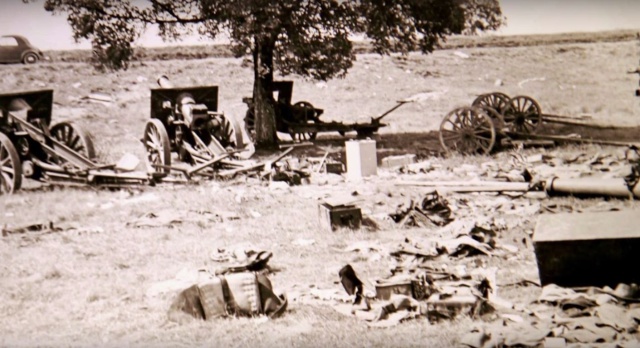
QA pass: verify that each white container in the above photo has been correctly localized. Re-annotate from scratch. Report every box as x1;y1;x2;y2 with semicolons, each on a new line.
345;139;377;180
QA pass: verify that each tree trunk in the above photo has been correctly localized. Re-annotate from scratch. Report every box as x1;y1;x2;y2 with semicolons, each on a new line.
252;39;278;148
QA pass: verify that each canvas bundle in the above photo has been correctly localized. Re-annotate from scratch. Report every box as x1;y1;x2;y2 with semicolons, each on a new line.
169;271;287;320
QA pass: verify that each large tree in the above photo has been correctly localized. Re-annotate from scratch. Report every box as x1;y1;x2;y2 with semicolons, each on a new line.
40;0;503;148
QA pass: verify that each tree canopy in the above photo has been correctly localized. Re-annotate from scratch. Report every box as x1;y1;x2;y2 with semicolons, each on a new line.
40;0;504;146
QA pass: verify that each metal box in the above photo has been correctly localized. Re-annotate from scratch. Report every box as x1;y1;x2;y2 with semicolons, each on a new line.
318;201;362;232
533;210;640;287
375;281;413;300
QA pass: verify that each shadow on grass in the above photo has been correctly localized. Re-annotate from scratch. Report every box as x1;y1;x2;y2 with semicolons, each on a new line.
253;123;640;162
541;124;640;143
252;131;446;160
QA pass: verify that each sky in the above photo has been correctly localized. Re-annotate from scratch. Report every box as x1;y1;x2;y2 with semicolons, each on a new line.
1;0;640;51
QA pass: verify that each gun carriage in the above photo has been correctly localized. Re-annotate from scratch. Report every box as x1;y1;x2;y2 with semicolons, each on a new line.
143;76;246;179
0;89;148;194
242;80;418;142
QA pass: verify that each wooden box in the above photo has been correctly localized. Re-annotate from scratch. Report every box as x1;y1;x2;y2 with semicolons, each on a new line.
533;210;640;287
318;197;362;232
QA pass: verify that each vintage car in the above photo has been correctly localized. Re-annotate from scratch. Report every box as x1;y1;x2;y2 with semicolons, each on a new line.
0;35;45;64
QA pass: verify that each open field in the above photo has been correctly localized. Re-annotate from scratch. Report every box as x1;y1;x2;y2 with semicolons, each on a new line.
2;30;640;347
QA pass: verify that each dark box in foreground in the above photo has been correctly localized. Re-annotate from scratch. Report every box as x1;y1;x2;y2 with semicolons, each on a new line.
318;202;362;232
533;210;640;287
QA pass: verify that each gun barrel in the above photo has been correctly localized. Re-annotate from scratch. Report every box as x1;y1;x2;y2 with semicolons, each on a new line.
157;75;174;88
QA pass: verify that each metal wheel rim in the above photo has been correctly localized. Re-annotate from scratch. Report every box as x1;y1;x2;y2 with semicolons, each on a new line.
439;106;496;155
472;92;511;115
50;122;96;159
0;133;22;194
503;96;542;134
144;119;170;177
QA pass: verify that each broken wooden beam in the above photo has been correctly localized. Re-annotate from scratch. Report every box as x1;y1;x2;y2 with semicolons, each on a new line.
507;132;640;148
217;147;295;177
397;181;534;193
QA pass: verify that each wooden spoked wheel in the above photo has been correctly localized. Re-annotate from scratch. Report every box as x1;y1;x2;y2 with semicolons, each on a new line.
0;133;22;194
472;92;511;115
243;110;256;143
143;119;171;178
439;106;496;155
211;114;242;149
502;95;542;134
478;106;506;131
50;122;96;160
290;101;318;141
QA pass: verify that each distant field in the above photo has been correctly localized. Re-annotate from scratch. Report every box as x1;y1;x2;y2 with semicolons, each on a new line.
45;29;640;64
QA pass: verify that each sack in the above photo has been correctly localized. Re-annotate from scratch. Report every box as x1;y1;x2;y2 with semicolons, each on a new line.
169;271;287;321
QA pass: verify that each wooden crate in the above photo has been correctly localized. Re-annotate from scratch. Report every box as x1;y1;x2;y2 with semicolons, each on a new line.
533;210;640;287
318;201;362;232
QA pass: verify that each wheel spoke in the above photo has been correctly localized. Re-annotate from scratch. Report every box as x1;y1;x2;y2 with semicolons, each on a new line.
474;135;493;141
1;164;14;174
0;174;9;193
0;170;15;193
444;119;462;131
441;130;462;140
69;135;80;149
471;116;485;129
474;128;491;134
146;140;158;149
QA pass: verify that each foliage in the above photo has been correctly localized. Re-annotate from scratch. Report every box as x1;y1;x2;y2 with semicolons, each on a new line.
40;0;504;146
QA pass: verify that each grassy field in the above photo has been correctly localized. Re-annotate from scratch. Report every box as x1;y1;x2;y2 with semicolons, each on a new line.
2;30;640;347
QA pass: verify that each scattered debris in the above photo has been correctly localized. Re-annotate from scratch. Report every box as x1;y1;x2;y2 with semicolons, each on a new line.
1;222;61;236
381;154;416;168
329;263;494;328
398;160;435;174
83;92;114;105
167;253;287;322
2;222;102;237
462;283;640;347
454;51;470;59
390;191;453;228
127;209;238;228
115;153;140;172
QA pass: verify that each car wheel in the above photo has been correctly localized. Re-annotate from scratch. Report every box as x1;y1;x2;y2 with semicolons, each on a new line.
23;52;39;64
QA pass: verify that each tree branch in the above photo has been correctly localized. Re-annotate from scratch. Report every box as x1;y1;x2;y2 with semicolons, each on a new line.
148;0;204;24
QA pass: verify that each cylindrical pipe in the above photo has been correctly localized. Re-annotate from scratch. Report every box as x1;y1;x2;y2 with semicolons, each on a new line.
546;177;640;198
157;75;174;88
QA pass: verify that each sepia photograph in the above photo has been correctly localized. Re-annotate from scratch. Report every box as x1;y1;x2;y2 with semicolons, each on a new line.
1;0;640;346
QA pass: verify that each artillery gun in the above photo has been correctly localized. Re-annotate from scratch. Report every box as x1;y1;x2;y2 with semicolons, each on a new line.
0;89;148;194
143;76;248;178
